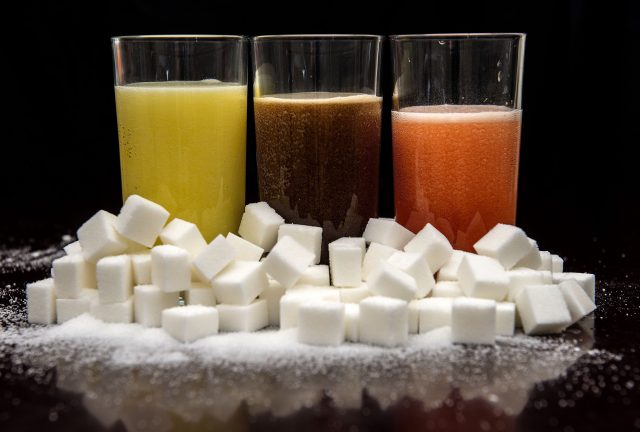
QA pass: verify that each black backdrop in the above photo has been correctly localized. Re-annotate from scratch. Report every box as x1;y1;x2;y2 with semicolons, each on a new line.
5;0;639;278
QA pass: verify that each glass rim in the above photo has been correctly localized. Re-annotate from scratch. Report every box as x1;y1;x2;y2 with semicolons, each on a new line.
390;33;525;40
252;34;384;42
111;35;247;43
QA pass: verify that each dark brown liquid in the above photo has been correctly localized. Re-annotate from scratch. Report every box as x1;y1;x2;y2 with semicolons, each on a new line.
254;92;382;260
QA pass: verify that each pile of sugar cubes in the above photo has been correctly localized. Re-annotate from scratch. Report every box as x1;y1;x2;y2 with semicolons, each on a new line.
26;195;596;347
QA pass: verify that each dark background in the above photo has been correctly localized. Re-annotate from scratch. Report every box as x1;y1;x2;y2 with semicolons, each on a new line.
5;0;639;278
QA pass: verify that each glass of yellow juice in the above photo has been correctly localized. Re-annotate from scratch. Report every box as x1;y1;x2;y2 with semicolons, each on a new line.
111;35;247;241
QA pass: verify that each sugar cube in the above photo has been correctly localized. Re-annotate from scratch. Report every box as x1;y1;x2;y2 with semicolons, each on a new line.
558;280;596;324
432;281;463;298
63;241;82;255
339;283;371;303
91;298;133;323
404;224;453;272
278;224;323;264
506;268;551;302
259;279;286;326
56;289;97;324
279;289;340;329
192;235;236;282
116;194;170;247
358;296;408;347
151;245;191;293
97;255;133;303
362;242;398;281
298;265;330;286
552;272;596;303
238;202;285;251
53;254;96;299
134;285;179;327
329;239;363;287
363;218;414;249
451;297;496;345
226;232;264;261
551;254;564;273
297;301;345;346
516;285;571;335
162;305;219;342
262;236;315;289
26;278;56;324
344;303;359;342
368;260;417;302
417;297;453;333
184;282;216;307
514;238;542;270
77;210;128;263
217;300;269;332
496;302;516;336
458;254;509;301
130;252;152;285
473;224;532;270
159;218;207;257
436;250;468;282
387;251;435;298
212;260;267;305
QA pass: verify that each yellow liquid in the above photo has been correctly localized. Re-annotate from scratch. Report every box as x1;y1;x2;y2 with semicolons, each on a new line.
115;81;247;241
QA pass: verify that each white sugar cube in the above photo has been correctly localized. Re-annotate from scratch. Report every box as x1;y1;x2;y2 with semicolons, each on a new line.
362;242;398;281
212;260;267;305
363;218;414;249
226;232;264;261
368;260;417;302
26;278;56;324
551;254;564;273
344;303;359;342
278;224;323;264
298;265;330;286
552;272;596;303
151;245;191;293
558;280;596;324
436;250;468;282
184;282;216;306
417;297;453;333
473;224;532;270
329;239;363;287
162;305;219;342
262;236;315;290
217;300;269;332
358;296;408;347
339;283;371;303
458;254;509;301
134;285;179;327
56;289;97;324
159;218;207;257
116;194;170;247
387;251;435;298
53;254;96;299
297;301;345;346
432;281;463;298
238;202;285;251
451;297;496;345
97;255;133;303
259;279;286;326
516;285;571;335
130;252;152;285
279;289;340;329
506;268;551;302
192;235;236;282
496;302;516;336
90;297;133;323
539;251;552;271
63;241;82;255
514;238;542;270
77;210;128;263
404;224;453;272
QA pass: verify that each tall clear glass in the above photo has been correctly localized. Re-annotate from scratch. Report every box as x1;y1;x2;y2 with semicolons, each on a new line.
252;35;383;259
112;35;247;241
391;33;525;251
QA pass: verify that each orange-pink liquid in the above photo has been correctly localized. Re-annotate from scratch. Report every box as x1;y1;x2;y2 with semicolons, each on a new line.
392;105;522;251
